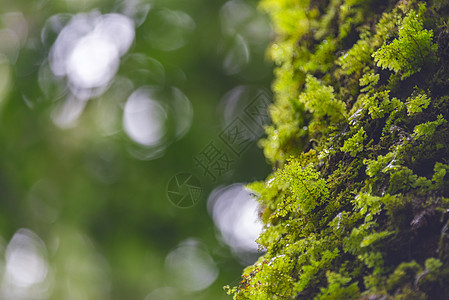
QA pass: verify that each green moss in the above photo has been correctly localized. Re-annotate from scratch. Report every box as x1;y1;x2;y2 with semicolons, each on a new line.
359;71;379;92
315;271;360;300
386;261;422;293
373;5;438;79
364;151;396;177
299;74;346;125
303;39;337;73
338;39;373;77
406;90;431;115
340;127;366;157
230;0;449;299
413;114;447;138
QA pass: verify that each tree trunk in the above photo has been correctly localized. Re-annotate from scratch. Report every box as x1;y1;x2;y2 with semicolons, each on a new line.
229;0;449;299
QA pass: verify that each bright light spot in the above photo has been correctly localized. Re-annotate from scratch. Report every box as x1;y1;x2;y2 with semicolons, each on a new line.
96;14;135;56
165;239;218;292
208;184;263;253
49;12;135;97
51;95;87;129
66;35;119;89
222;34;249;75
4;229;48;288
124;86;193;160
123;87;167;147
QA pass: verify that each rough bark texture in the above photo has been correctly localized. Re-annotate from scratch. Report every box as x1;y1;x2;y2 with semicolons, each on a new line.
227;0;449;299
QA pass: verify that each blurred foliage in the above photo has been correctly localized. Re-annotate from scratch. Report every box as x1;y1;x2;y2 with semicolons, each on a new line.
0;0;273;299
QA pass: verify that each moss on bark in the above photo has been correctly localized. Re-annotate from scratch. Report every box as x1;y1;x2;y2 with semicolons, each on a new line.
227;0;449;299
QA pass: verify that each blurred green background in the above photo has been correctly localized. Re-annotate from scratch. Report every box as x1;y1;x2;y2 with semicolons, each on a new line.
0;0;273;299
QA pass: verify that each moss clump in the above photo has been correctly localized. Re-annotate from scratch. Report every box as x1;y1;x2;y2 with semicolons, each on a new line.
373;3;438;79
228;0;449;299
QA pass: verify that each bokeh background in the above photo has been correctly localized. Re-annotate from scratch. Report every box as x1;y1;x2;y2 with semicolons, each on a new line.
0;0;273;299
